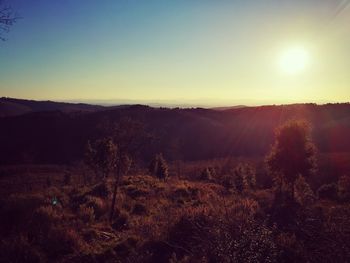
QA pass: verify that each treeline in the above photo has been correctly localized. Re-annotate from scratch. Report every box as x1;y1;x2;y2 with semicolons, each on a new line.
1;103;350;165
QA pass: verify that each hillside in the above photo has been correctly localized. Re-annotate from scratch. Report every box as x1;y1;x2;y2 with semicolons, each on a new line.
0;102;350;165
0;97;105;117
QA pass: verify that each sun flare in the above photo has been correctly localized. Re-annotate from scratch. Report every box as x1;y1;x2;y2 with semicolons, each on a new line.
279;46;310;75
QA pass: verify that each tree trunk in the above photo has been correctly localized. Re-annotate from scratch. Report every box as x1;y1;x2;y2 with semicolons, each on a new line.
109;167;121;222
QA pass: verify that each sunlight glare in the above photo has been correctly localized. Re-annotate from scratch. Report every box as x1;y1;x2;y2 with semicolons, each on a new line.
279;46;310;75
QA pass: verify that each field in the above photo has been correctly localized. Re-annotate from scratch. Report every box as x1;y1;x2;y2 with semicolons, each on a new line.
1;151;350;262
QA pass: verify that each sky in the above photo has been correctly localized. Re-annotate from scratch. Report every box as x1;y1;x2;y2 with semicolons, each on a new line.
0;0;349;106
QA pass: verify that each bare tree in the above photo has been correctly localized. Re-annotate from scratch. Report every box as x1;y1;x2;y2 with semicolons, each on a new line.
0;1;19;41
105;118;151;222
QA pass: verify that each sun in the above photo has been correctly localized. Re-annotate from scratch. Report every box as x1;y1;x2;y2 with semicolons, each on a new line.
279;46;310;75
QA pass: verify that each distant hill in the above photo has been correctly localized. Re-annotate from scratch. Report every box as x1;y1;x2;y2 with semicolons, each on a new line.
0;97;105;117
0;101;350;165
211;105;247;111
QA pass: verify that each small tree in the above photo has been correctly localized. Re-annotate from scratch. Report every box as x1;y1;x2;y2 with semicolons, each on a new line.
107;118;148;221
266;120;317;198
156;154;169;180
84;138;117;180
149;155;158;176
149;153;169;180
233;163;255;193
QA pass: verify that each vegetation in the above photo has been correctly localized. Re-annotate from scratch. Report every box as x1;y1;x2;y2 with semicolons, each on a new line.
149;153;169;180
1;116;350;262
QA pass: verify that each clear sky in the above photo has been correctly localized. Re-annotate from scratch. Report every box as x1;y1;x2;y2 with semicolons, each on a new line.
0;0;349;106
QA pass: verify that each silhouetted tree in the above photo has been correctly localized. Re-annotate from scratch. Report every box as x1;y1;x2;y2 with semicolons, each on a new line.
84;138;117;180
156;154;169;180
149;155;158;176
0;2;19;41
106;118;148;221
149;153;169;180
266;120;317;197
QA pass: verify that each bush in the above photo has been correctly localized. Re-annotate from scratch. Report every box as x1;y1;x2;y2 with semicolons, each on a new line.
149;153;169;180
338;175;350;201
294;175;315;206
317;183;338;200
200;168;213;181
85;196;108;219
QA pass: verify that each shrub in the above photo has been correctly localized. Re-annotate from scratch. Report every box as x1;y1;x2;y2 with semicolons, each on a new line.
222;174;234;189
149;153;169;180
317;183;338;200
78;204;95;223
294;175;315;206
232;163;256;193
338;175;350;201
85;196;108;219
200;168;213;181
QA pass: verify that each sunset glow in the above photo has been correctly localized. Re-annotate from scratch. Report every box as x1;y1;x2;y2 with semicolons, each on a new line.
0;0;349;105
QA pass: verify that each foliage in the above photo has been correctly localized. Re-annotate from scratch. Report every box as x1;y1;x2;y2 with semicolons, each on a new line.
149;153;169;180
200;167;213;181
266;120;317;185
294;175;315;206
338;175;350;202
84;138;117;179
232;163;256;193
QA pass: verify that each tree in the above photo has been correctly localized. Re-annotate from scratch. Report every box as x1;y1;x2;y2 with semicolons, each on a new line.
266;120;317;195
105;118;148;221
84;138;117;180
0;2;19;41
149;153;169;180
